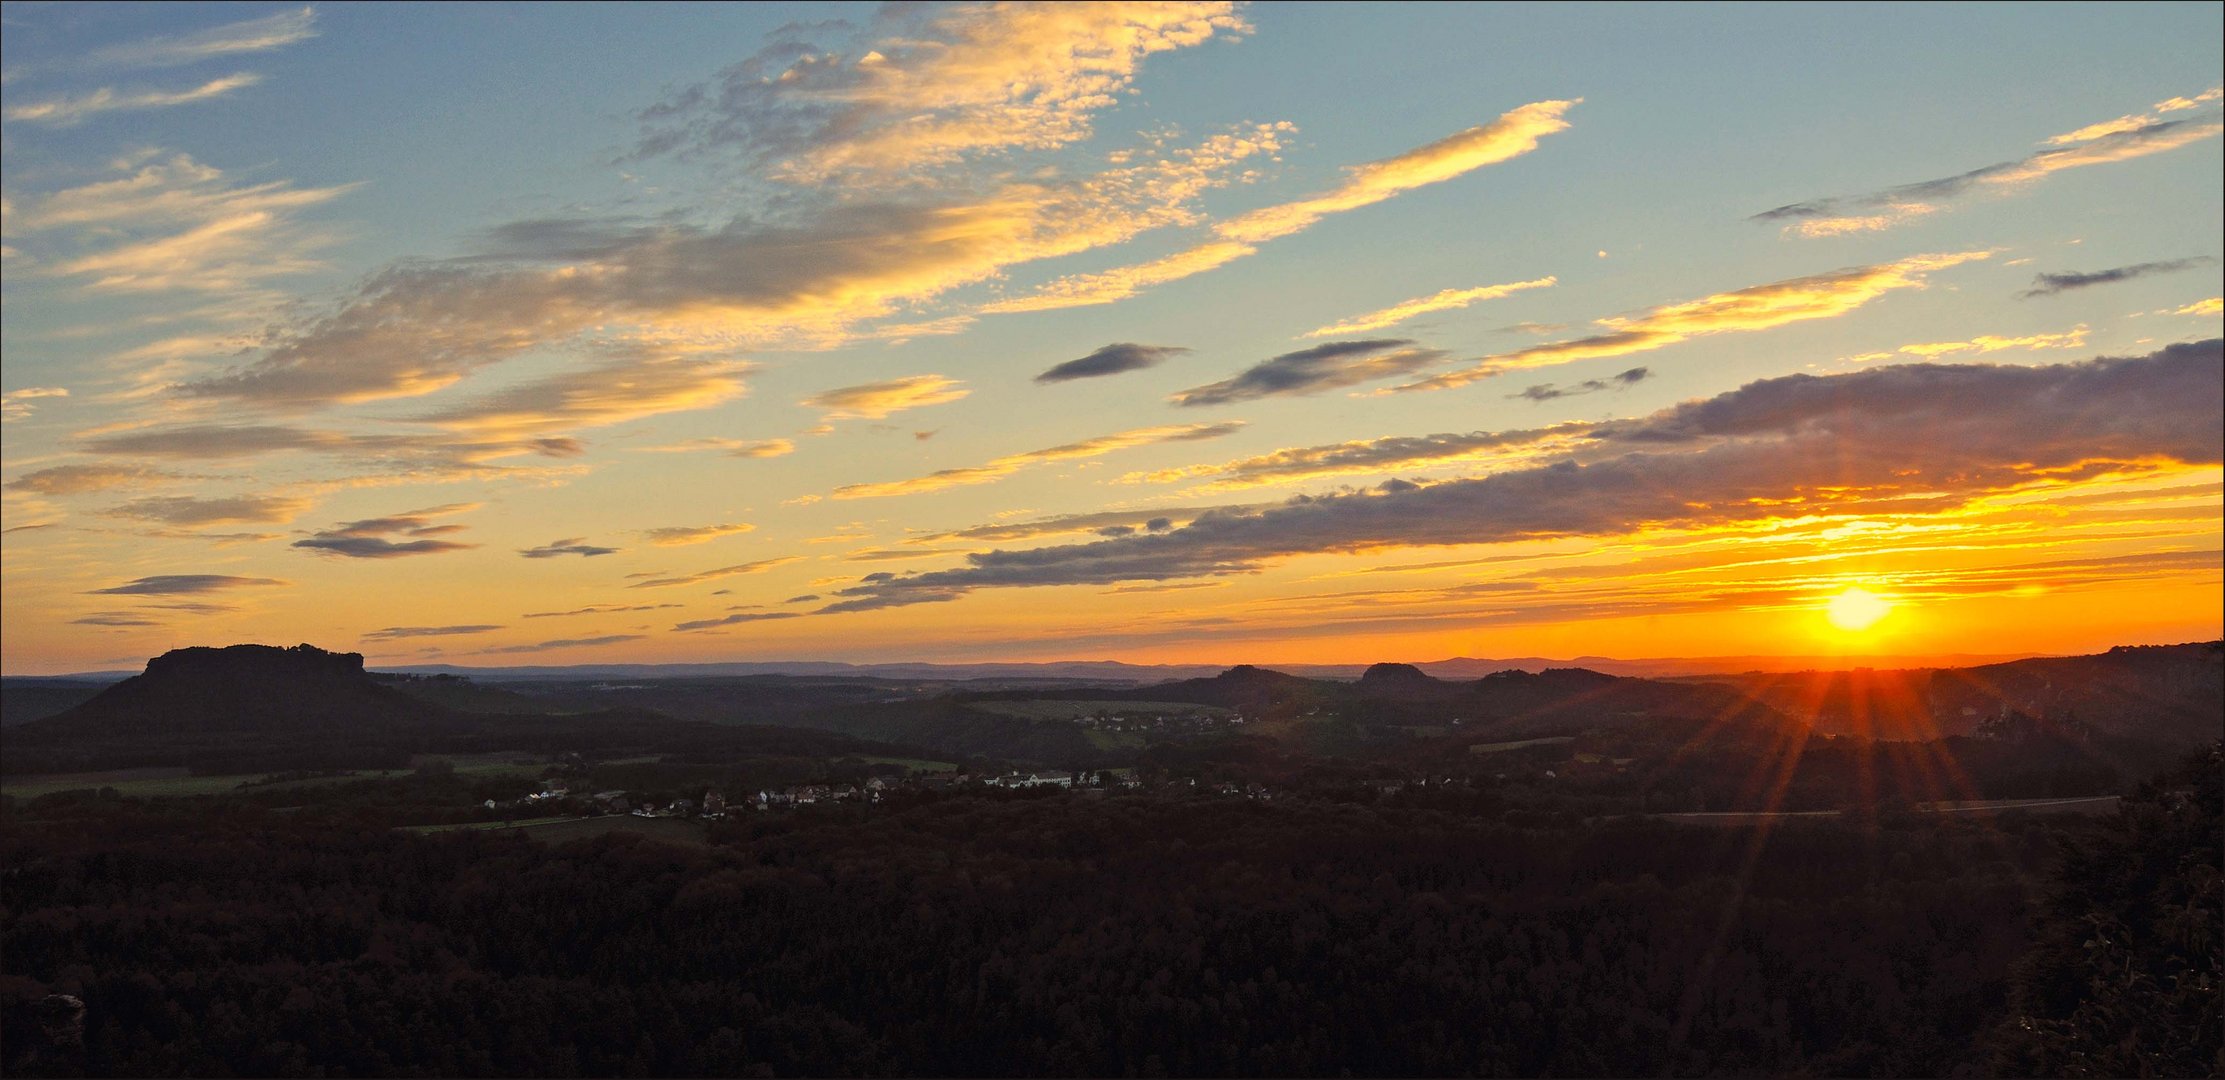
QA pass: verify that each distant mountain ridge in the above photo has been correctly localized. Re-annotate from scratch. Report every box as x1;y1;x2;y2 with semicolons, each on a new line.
286;650;2050;684
1680;642;2222;746
3;643;914;775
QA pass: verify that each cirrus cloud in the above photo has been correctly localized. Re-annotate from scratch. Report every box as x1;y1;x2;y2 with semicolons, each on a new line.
1393;251;1991;393
292;504;479;559
1303;276;1556;338
1174;339;1448;406
802;374;969;420
642;522;755;546
831;421;1245;500
636;2;1250;181
88;573;288;595
987;99;1579;312
519;538;619;559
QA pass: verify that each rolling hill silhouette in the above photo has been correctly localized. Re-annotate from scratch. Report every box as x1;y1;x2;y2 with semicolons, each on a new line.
4;643;915;775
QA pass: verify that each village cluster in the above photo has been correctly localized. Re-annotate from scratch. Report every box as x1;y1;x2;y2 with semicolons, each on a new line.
478;765;1595;823
491;768;1158;821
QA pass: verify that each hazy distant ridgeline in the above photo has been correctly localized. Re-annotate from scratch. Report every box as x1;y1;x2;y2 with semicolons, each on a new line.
1682;642;2223;743
6;641;2217;804
0;644;920;777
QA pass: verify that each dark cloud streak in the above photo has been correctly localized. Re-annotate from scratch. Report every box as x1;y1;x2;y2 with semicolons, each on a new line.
1036;343;1190;383
821;341;2224;612
1173;339;1447;407
2019;257;2215;298
1512;367;1651;402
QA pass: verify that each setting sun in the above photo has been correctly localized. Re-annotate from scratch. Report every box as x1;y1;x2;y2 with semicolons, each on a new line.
1826;587;1895;633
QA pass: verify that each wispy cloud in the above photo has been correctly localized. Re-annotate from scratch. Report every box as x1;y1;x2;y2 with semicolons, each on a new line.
912;507;1223;545
88;573;287;595
1215;101;1579;244
75;421;586;485
673;611;803;632
72;612;166;627
844;547;963;562
1896;326;2089;357
9;153;356;294
480;634;645;655
1121;424;1590;491
1393;251;1990;393
2043;87;2221;144
519;538;619;558
108;492;311;526
625;556;803;589
4;73;263;126
1;387;68;422
987;100;1577;312
1512;367;1651;402
1304;277;1556;337
637;3;1249;181
1036;343;1191;383
2174;297;2222;317
411;348;750;437
173;120;1285;408
5;463;172;495
362;624;503;641
85;7;318;70
292;504;478;559
642;522;754;546
521;603;682;619
1104;581;1227;594
832;421;1244;500
2019;257;2215;297
629;437;795;458
822;340;2223;611
802;375;968;420
1174;339;1447;406
1755;101;2222;237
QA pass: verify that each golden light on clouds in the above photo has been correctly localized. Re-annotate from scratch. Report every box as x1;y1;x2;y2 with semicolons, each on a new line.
2;6;2219;673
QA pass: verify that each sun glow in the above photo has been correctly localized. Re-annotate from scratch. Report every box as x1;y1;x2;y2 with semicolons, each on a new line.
1825;586;1894;633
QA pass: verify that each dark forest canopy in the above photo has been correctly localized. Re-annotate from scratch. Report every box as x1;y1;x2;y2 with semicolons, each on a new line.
0;642;2217;1076
2;745;2216;1077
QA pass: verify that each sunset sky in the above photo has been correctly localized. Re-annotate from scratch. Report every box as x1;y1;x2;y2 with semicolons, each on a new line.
3;2;2220;674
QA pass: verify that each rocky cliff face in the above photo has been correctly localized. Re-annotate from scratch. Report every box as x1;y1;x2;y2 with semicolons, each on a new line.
17;643;446;740
144;643;367;679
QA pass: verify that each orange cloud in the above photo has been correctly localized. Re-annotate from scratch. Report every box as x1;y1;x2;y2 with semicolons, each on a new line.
1303;277;1557;337
642;522;756;547
1896;325;2089;358
802;375;968;420
832;421;1244;499
987;100;1578;312
1759;103;2221;237
641;2;1251;182
626;556;803;589
1396;251;1990;392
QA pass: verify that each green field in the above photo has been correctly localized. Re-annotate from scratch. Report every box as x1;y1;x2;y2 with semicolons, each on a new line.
398;815;711;846
5;754;548;802
399;816;575;833
410;752;547;777
516;816;710;846
851;755;960;772
1468;736;1577;755
2;768;381;800
970;699;1234;721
